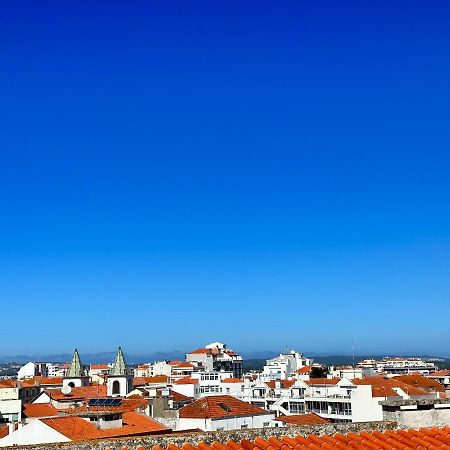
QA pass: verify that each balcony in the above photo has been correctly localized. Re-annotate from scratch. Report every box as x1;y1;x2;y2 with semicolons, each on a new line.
304;393;351;400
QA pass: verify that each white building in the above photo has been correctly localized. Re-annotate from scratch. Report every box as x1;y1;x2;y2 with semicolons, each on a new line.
243;374;441;423
186;342;243;379
88;364;110;378
0;411;169;447
177;395;275;431
376;357;437;375
171;371;241;399
262;351;313;381
330;366;365;380
17;362;48;380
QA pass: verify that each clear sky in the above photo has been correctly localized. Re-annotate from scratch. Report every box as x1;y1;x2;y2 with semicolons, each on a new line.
1;1;449;357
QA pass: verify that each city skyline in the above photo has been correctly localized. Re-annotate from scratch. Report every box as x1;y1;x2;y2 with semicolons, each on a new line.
1;0;450;355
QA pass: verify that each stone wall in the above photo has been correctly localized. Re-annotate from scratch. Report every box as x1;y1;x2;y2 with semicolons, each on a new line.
3;421;397;450
383;408;450;429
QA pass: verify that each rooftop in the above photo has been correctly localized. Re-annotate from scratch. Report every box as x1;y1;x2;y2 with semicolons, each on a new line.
179;395;270;419
149;426;450;450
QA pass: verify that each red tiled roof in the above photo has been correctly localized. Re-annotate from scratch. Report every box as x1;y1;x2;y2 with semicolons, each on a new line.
353;376;434;398
275;413;330;426
189;348;239;357
41;416;102;441
46;385;107;401
90;364;109;370
41;412;169;441
62;397;149;415
34;377;64;385
99;411;169;438
305;378;340;386
134;376;169;386
149;427;450;450
266;380;296;389
296;366;312;374
170;390;192;402
170;361;195;368
394;374;445;392
174;377;199;385
23;403;58;418
179;395;269;419
429;370;450;377
0;425;9;439
0;379;18;388
190;348;220;355
222;378;243;384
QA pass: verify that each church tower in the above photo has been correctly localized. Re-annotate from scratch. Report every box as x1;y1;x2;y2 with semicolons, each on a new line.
63;349;89;388
106;347;133;397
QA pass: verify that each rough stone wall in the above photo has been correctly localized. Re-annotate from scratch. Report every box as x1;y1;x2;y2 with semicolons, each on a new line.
2;421;397;450
383;409;450;429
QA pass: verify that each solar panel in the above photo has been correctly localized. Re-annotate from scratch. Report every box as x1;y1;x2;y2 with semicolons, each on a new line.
87;398;122;407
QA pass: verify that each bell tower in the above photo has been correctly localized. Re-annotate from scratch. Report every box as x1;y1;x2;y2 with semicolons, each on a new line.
106;347;133;397
63;349;89;388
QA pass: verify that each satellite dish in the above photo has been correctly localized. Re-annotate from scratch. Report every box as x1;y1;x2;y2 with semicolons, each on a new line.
61;385;72;395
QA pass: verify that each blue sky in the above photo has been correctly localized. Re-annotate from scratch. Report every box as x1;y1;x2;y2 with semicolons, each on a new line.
1;1;449;357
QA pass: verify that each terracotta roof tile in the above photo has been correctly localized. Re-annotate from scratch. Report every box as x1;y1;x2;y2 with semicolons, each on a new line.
46;385;107;401
179;395;269;419
304;378;340;386
90;364;109;370
145;427;450;450
353;376;435;398
393;374;445;392
295;366;312;374
134;376;170;386
275;413;330;426
23;403;58;418
98;412;169;438
41;412;169;441
37;377;64;385
429;370;450;377
174;377;199;385
265;380;296;389
222;378;243;384
169;389;192;402
41;416;102;441
0;425;9;439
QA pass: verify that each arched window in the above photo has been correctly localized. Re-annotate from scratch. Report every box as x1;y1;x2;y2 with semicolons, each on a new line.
68;382;75;388
112;380;120;395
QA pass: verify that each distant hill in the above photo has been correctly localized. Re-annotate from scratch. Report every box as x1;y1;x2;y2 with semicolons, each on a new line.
2;352;448;369
0;351;186;364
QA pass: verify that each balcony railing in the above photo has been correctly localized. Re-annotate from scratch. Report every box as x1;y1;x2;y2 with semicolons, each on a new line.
304;393;351;399
306;409;352;416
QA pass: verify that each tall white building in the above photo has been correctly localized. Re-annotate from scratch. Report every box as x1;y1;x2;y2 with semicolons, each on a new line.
186;342;243;379
262;350;313;381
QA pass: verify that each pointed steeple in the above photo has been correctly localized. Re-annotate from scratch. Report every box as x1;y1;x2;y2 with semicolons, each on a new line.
110;347;127;376
67;348;83;377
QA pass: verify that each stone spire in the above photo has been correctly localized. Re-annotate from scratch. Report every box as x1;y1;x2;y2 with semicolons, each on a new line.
110;347;127;376
67;348;83;377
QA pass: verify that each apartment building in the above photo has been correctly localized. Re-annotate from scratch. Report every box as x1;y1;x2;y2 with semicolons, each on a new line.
262;351;313;381
186;342;243;379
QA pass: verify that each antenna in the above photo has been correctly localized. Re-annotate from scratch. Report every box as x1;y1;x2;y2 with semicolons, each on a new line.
352;339;355;368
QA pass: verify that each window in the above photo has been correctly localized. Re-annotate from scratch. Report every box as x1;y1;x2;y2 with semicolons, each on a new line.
112;380;120;395
263;422;270;427
241;424;248;429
